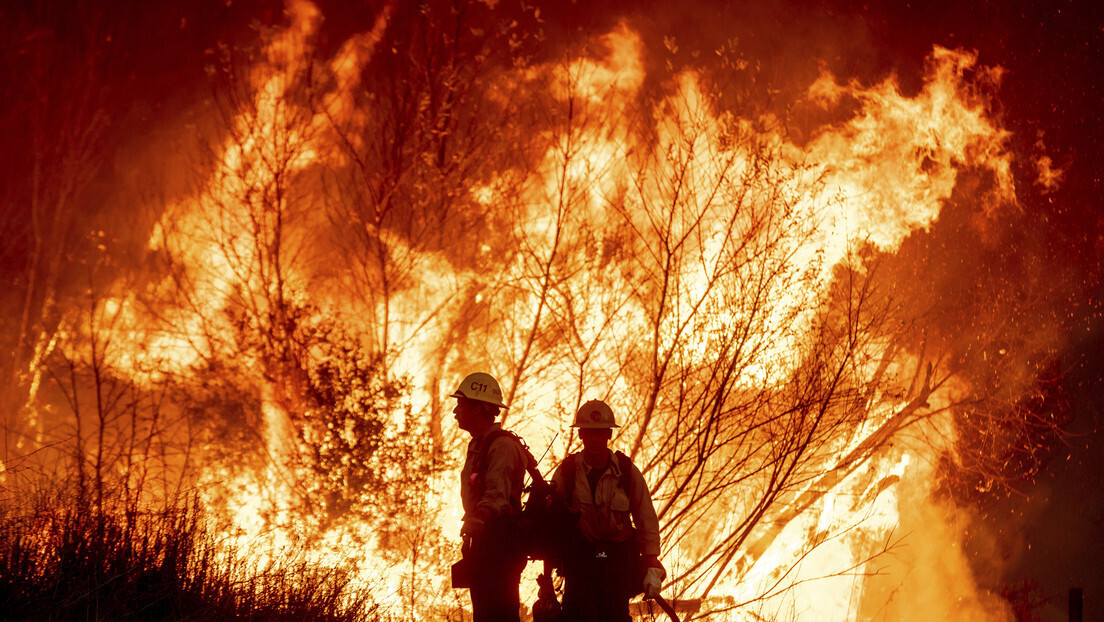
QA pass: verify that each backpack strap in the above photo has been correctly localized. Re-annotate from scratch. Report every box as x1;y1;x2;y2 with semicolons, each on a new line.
562;453;578;503
563;450;635;502
615;450;635;499
473;429;548;501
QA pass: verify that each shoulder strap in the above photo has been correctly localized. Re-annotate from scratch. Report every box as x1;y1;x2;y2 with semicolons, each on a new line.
562;453;578;502
474;429;511;476
615;451;635;498
476;429;546;489
563;451;634;501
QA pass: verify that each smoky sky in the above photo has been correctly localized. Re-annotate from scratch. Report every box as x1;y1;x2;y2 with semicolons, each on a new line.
23;0;1100;268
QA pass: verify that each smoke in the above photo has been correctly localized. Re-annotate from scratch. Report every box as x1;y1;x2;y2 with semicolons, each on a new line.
858;454;1016;621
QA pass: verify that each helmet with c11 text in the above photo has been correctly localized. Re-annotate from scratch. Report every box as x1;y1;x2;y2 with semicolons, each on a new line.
450;372;508;409
571;399;619;428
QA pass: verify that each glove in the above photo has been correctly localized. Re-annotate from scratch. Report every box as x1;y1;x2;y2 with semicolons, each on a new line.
461;516;485;539
643;566;664;598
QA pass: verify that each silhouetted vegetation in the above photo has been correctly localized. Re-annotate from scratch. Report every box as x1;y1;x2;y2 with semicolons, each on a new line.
0;489;385;622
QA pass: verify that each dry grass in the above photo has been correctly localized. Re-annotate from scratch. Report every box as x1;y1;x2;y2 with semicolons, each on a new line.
0;491;386;622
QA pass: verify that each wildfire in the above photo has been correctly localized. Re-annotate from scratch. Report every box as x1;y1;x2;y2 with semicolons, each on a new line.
16;1;1046;620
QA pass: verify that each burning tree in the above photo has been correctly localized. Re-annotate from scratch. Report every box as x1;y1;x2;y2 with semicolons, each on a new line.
146;0;447;564
0;2;120;463
0;1;1072;620
317;0;546;451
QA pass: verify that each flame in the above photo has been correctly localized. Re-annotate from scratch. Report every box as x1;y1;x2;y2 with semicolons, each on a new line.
804;47;1013;253
51;3;1029;620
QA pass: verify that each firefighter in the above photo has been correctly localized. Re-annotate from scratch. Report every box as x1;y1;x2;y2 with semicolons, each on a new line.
551;399;666;622
452;372;529;622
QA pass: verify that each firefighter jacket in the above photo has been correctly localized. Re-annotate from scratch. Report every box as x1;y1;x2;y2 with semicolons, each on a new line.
551;449;661;557
461;423;527;523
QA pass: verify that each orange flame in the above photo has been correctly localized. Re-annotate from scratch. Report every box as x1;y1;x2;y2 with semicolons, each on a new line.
74;4;1025;620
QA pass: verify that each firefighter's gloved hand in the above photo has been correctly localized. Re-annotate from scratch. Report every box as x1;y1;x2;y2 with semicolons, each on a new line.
461;516;485;539
643;567;664;598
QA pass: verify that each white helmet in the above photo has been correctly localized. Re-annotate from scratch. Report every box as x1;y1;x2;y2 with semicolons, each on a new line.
571;399;619;428
450;372;508;409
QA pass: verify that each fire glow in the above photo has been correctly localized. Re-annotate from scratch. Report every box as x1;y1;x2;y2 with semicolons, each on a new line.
4;1;1060;620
